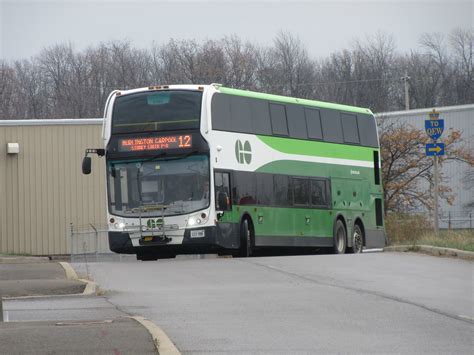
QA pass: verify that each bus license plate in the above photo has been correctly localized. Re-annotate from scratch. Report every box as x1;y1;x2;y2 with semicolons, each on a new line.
190;230;205;238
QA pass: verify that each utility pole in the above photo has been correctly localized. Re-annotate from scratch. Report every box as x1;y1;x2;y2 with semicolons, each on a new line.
401;70;411;110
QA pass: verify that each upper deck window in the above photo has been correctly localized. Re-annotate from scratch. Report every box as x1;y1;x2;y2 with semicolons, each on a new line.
341;112;360;144
112;90;203;134
210;92;378;148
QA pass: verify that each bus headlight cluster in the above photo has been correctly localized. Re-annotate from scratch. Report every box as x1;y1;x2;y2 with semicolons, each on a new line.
186;211;209;227
110;217;126;230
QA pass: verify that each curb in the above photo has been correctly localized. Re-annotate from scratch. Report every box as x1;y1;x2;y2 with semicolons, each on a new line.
79;279;97;296
58;262;97;296
2;262;97;300
384;245;474;261
58;262;79;280
2;279;97;300
131;316;181;355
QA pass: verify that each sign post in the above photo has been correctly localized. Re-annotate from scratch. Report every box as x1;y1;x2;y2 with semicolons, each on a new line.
425;109;444;235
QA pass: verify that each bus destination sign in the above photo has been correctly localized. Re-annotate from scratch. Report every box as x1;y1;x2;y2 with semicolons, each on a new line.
118;134;192;152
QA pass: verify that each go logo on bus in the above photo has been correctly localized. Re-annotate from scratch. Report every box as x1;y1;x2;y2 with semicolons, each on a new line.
147;218;163;229
235;140;252;164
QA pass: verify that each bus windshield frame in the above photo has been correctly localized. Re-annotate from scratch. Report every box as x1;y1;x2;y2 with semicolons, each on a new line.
107;154;210;218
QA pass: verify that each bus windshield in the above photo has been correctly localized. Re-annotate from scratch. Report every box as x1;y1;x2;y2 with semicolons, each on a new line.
107;154;209;217
112;90;203;134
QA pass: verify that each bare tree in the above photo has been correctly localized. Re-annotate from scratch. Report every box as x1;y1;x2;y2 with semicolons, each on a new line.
221;36;258;89
450;28;474;104
419;32;456;105
0;61;17;119
257;31;315;98
352;32;397;111
1;28;472;120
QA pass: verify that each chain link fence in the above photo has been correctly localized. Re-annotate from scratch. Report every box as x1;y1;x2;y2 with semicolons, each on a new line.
439;211;473;230
69;224;134;262
416;211;474;230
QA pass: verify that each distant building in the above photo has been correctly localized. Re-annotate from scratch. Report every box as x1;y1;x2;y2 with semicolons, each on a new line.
376;104;474;229
0;119;105;256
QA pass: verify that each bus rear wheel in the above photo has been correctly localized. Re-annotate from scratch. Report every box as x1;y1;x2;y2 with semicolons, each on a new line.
348;224;364;254
333;220;347;254
238;218;253;257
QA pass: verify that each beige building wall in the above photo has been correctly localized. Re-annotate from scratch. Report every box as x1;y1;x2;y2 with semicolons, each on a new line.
0;119;106;255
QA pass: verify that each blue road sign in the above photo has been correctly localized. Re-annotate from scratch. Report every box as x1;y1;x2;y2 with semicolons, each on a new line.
425;119;444;140
426;143;445;156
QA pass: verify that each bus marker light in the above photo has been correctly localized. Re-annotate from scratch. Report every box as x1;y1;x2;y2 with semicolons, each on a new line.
109;218;115;223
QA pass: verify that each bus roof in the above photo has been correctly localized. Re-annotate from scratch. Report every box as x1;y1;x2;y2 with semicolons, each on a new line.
215;86;373;116
110;84;373;116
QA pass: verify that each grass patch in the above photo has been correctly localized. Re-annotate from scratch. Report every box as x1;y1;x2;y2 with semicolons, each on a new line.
386;213;474;252
417;230;474;252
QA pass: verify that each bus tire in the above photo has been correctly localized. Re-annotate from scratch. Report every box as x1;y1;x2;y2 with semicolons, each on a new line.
348;224;364;254
239;218;253;257
333;219;347;254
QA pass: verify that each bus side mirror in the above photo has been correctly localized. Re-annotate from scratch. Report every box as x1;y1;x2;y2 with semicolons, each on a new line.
82;156;92;175
82;148;105;175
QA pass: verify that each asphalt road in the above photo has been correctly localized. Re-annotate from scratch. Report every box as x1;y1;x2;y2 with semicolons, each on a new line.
83;252;474;354
7;252;474;354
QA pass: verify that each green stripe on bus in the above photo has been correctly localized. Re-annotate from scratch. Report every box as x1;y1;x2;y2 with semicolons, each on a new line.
256;160;373;178
257;135;376;161
218;87;372;115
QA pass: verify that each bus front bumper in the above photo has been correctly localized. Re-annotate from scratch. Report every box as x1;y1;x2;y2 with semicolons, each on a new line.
108;223;239;254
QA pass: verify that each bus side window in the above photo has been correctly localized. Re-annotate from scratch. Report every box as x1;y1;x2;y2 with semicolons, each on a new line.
293;178;310;206
215;172;231;211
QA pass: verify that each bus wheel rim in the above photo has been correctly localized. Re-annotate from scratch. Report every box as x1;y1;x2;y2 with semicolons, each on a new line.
354;229;362;252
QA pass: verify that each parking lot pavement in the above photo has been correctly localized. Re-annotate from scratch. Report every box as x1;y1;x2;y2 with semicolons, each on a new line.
0;317;157;355
0;257;168;354
0;260;86;297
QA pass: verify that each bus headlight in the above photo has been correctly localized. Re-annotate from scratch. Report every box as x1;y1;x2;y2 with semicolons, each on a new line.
114;222;125;229
111;218;126;230
186;211;209;227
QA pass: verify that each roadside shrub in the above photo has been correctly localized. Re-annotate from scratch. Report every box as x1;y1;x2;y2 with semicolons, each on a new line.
385;213;432;245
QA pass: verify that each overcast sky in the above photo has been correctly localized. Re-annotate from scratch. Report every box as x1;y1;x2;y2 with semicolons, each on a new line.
1;0;472;61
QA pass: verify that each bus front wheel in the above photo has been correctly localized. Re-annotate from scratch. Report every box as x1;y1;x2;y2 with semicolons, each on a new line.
333;220;347;254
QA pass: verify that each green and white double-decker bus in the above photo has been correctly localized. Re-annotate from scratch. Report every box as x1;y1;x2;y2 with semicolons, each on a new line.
83;84;385;260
